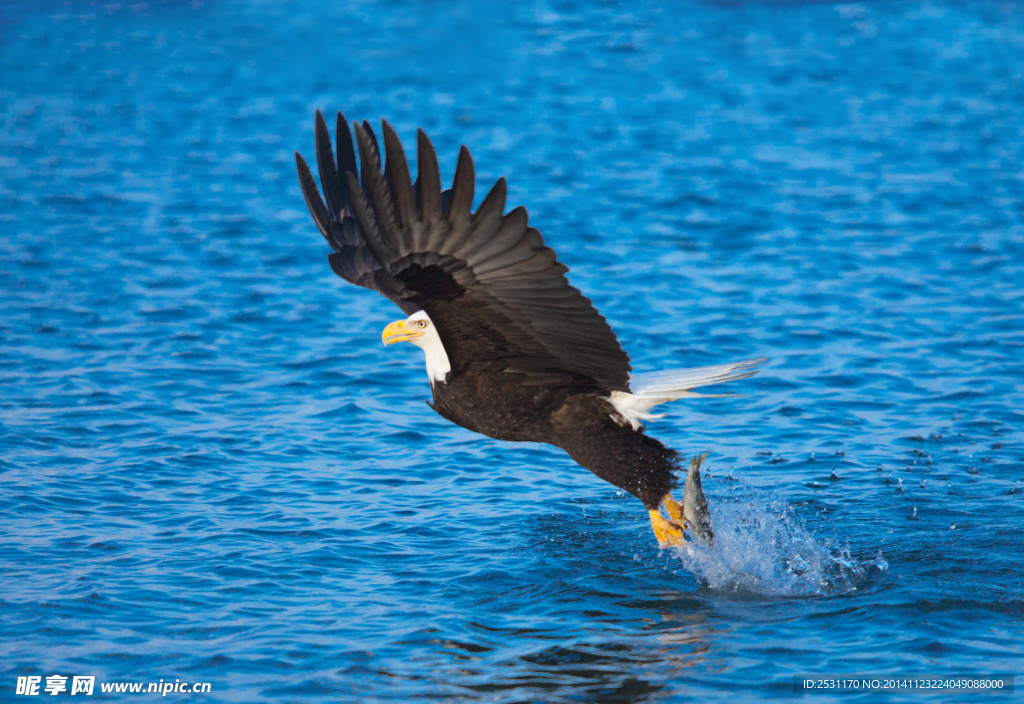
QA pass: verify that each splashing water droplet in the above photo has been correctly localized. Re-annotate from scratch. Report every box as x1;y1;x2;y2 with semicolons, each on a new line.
871;551;889;571
669;492;875;597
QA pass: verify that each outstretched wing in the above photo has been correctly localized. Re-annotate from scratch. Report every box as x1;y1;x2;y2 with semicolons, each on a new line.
296;112;420;314
296;111;631;391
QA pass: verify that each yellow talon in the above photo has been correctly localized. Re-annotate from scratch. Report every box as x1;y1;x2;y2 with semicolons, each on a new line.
662;493;684;524
649;509;686;547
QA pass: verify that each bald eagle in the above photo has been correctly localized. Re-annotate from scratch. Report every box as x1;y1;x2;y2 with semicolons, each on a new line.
295;111;765;547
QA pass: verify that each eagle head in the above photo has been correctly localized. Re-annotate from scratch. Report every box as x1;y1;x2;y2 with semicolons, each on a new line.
381;310;452;384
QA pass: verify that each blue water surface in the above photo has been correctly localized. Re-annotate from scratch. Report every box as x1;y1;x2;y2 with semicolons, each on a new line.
2;0;1023;701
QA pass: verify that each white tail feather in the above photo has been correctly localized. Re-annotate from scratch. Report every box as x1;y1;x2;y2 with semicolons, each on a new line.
608;357;767;430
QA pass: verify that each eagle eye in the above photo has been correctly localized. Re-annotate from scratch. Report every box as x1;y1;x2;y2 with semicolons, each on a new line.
417;320;428;329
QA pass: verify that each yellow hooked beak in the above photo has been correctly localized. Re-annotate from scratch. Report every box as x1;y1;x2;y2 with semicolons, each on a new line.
382;319;424;345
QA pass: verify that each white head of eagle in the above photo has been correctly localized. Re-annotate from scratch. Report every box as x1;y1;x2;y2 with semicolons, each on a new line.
381;310;452;386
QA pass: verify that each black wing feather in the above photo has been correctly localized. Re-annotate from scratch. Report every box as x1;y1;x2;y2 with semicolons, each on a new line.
444;146;475;223
352;122;399;258
314;111;345;220
334;113;357;212
416;129;443;221
295;151;331;239
381;121;416;229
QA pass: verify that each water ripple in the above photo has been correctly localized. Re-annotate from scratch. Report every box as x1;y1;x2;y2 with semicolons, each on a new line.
3;0;1024;701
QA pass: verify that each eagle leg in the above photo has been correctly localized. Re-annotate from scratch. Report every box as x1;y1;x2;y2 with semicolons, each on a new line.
648;509;686;547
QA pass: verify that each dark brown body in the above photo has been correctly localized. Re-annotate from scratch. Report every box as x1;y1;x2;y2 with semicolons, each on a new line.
430;370;678;509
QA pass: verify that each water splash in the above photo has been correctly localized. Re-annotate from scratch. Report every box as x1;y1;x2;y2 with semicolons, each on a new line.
670;495;883;598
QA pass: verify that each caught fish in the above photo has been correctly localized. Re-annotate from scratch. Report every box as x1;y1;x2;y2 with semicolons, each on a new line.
683;452;715;546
